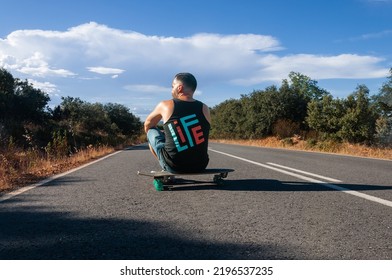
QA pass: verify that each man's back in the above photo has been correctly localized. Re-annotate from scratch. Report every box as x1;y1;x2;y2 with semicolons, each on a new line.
161;99;210;173
145;72;210;173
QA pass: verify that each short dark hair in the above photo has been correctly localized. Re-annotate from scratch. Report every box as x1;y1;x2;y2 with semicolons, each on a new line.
174;72;197;92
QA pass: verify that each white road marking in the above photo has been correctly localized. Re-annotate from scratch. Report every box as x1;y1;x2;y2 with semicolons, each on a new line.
266;162;342;183
209;148;392;208
0;151;122;202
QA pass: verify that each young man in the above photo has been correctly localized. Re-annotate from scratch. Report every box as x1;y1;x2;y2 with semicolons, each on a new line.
144;73;211;173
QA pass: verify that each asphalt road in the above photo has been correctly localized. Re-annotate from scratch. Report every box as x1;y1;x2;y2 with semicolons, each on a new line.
0;143;391;260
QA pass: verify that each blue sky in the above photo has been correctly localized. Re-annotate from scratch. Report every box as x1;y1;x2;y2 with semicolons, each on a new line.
1;0;391;120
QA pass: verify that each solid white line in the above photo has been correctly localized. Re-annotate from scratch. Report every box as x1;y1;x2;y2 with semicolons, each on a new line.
209;148;327;182
0;150;123;202
320;182;392;208
266;162;342;183
209;148;392;208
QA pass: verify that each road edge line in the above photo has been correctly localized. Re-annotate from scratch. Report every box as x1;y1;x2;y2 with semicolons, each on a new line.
0;150;123;202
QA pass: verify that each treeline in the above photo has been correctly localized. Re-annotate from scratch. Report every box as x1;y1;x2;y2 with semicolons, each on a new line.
0;68;143;156
211;70;392;145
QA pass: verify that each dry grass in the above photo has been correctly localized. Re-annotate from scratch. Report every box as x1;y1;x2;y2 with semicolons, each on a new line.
0;145;115;193
212;137;392;160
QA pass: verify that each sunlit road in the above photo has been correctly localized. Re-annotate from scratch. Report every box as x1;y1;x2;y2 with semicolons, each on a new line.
1;143;391;259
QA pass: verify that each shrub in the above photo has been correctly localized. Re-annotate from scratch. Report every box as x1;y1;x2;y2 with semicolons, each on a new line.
273;119;300;139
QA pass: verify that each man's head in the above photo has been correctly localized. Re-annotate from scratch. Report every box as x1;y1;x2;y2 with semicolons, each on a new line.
172;72;197;98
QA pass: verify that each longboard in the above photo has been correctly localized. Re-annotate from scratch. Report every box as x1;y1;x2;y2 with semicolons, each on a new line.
137;168;234;191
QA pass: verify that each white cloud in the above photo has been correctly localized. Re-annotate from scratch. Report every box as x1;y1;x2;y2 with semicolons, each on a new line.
354;30;392;41
232;53;389;85
0;51;75;77
0;22;389;103
87;66;125;75
365;0;392;3
0;22;284;84
124;84;171;93
28;79;59;95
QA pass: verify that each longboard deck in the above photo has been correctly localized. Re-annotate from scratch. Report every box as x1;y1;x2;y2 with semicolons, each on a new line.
137;168;234;178
137;168;234;191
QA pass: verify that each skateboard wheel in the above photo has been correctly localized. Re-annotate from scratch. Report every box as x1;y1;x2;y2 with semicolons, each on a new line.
213;175;224;186
153;179;165;191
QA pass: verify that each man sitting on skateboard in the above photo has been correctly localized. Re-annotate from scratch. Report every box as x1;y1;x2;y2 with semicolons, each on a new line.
144;72;211;173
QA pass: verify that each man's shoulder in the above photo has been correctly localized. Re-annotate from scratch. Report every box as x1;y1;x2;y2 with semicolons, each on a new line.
158;100;175;122
157;99;174;110
160;99;174;105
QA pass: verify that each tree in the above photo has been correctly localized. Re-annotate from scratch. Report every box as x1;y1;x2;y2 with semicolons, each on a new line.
276;72;330;135
306;95;345;140
372;68;392;142
13;79;50;123
285;72;330;101
0;69;142;151
0;68;15;120
210;99;246;139
54;96;142;148
339;85;378;143
277;81;309;126
104;103;142;136
307;85;378;143
211;72;331;139
0;68;50;146
378;68;392;108
0;69;15;141
246;86;283;137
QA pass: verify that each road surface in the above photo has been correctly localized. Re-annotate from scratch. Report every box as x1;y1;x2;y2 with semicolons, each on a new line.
0;143;391;259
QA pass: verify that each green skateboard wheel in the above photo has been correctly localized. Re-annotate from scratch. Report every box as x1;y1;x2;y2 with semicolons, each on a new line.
153;179;164;191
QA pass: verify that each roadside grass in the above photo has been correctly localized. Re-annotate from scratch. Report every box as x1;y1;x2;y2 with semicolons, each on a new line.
0;145;115;193
211;137;392;160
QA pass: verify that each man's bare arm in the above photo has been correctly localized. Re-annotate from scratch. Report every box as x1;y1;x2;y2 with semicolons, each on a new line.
144;103;163;133
203;104;211;124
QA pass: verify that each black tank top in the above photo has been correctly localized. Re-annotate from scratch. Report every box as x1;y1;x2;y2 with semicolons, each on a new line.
162;99;210;173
